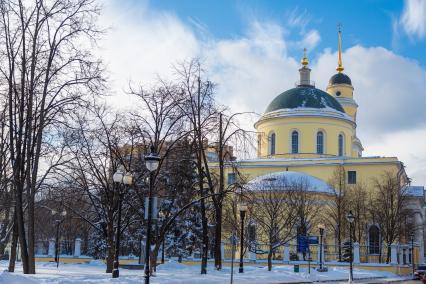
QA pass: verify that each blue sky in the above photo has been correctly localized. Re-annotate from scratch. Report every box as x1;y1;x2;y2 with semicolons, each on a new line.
150;0;426;65
100;0;426;184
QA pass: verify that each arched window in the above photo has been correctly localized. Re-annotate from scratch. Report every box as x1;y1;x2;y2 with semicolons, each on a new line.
269;133;276;155
317;131;324;154
291;131;299;154
368;225;380;254
338;134;344;156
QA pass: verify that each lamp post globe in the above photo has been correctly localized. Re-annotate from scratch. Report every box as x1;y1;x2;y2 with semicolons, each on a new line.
145;147;160;172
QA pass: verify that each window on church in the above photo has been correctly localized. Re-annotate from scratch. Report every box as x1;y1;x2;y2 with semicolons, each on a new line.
317;131;324;154
291;131;299;154
338;134;344;156
368;225;380;254
269;133;276;155
348;171;356;184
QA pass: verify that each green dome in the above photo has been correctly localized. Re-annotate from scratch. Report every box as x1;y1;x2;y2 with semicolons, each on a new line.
265;86;345;113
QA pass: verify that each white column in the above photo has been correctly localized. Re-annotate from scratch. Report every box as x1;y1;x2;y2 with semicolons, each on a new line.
390;244;398;265
415;212;424;264
74;238;81;257
221;241;225;260
283;243;290;263
249;245;257;263
48;238;55;257
316;244;320;264
405;247;410;264
399;244;404;264
353;242;360;264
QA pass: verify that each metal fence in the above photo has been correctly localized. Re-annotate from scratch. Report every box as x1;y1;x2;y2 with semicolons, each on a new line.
222;242;419;265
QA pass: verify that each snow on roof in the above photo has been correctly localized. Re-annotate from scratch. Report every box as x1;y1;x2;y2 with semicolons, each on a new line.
405;186;425;197
247;171;335;195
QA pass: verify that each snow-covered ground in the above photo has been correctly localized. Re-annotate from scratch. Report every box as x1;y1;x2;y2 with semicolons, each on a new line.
0;260;403;284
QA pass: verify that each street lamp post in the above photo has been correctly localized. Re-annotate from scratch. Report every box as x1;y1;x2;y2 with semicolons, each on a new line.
346;211;355;283
159;211;166;264
112;168;133;278
144;147;160;284
317;224;327;272
238;202;247;273
52;209;67;268
411;233;415;279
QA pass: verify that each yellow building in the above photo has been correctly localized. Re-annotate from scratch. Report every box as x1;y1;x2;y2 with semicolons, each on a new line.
214;30;425;264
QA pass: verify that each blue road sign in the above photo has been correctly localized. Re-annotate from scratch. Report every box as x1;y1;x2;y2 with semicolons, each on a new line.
297;235;309;253
308;236;319;245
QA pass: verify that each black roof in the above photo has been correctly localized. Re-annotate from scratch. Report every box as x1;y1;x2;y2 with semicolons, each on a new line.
265;86;345;113
329;73;352;85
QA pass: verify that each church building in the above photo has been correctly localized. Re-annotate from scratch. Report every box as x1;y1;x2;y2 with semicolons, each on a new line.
218;30;425;264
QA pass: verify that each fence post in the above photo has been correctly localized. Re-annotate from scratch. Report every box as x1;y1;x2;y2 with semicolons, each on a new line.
74;238;82;257
48;238;55;257
353;242;360;264
221;241;225;261
390;244;398;265
283;243;290;264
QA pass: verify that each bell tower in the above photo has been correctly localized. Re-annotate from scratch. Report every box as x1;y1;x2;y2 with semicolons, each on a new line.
326;27;358;122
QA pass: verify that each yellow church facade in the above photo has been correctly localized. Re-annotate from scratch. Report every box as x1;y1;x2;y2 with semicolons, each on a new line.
212;31;425;264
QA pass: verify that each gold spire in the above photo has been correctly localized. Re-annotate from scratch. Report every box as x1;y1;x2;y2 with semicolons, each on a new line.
336;24;344;73
301;48;309;66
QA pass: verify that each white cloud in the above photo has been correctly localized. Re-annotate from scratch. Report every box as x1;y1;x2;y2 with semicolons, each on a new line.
400;0;426;39
97;0;426;185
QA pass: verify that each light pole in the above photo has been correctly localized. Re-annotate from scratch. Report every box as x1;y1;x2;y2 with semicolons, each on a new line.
317;223;327;272
411;233;415;279
144;147;160;284
238;202;247;273
159;211;166;264
112;167;133;278
346;211;355;283
52;209;67;268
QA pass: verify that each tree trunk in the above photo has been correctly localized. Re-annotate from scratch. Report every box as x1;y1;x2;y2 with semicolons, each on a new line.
8;220;18;272
150;243;161;275
15;190;29;274
27;197;35;274
200;197;208;274
214;112;224;270
214;206;222;270
267;249;273;271
105;220;114;273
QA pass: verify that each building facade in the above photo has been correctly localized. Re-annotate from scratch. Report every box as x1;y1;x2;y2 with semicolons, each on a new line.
215;31;425;263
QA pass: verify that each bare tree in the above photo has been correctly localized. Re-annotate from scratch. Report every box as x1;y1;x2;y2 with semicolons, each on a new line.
324;165;349;261
287;177;321;260
246;177;297;271
62;104;132;273
210;111;253;270
347;182;369;244
0;0;103;273
370;169;410;262
175;59;218;274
